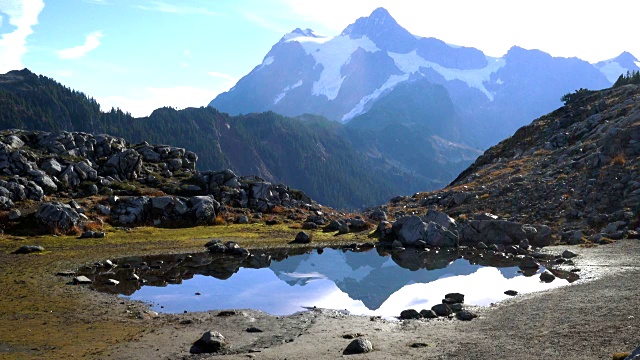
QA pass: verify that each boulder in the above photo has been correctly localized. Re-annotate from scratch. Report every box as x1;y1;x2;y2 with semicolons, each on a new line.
456;309;478;321
343;338;373;355
36;202;82;232
190;330;227;354
519;256;539;269
104;149;143;180
399;309;421;319
425;221;459;247
190;196;219;221
292;231;311;244
460;220;544;246
8;209;20;220
0;196;14;210
431;303;452;317
562;250;578;259
423;209;458;233
393;216;426;246
445;293;465;303
504;290;518;296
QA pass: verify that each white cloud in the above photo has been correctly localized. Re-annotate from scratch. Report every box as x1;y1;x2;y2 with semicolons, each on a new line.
56;31;103;59
96;85;219;117
207;71;237;81
134;1;218;16
0;0;45;73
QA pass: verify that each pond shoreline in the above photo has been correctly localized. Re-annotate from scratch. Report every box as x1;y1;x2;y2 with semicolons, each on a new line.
1;229;638;359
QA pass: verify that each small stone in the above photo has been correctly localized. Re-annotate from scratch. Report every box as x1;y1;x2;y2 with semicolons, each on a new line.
265;219;278;225
105;279;120;285
191;331;227;354
456;309;478;321
246;327;263;333
73;276;92;285
540;271;556;283
562;250;578;259
217;310;237;317
195;292;201;296
13;245;45;254
343;338;373;355
410;343;429;348
519;239;530;249
400;309;422;319
504;290;518;296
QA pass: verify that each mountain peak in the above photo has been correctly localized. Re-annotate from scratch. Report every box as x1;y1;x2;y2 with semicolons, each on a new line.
611;51;639;68
341;7;416;53
281;27;319;42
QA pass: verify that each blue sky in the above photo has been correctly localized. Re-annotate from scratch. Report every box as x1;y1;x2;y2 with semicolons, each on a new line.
1;0;639;117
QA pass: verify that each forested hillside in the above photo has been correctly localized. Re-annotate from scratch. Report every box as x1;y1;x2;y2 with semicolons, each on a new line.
0;69;437;209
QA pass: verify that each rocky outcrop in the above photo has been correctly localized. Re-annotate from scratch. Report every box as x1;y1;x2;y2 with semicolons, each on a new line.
374;85;640;245
0;129;197;204
35;202;83;232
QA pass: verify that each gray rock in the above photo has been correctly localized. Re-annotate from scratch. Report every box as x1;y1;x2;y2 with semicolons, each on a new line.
190;196;219;221
391;240;404;250
519;256;539;269
292;231;311;244
456;309;478;321
425;221;459;247
399;309;421;319
540;271;556;283
504;290;518;296
191;331;227;354
420;309;438;318
460;220;547;247
36;202;82;232
625;346;640;360
8;209;20;220
431;303;452;317
445;293;465;303
562;249;578;259
73;276;92;284
393;215;426;246
236;215;249;224
0;196;15;210
104;149;143;180
423;209;458;233
343;338;373;355
13;245;45;254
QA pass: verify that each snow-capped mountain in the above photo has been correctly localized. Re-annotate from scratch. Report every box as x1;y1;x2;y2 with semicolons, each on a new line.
210;7;635;148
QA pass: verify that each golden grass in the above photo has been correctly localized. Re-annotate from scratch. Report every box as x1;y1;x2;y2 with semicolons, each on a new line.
611;153;626;166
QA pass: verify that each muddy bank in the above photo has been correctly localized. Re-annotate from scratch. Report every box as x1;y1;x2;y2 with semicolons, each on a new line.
101;240;640;360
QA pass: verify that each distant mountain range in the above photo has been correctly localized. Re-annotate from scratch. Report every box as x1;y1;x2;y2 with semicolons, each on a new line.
210;7;640;149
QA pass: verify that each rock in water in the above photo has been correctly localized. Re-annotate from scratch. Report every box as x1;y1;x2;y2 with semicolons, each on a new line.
343;338;373;355
562;249;578;259
504;290;518;296
73;276;92;285
540;271;556;283
190;330;227;354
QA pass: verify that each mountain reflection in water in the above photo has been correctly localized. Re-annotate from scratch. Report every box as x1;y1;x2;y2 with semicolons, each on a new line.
77;247;577;317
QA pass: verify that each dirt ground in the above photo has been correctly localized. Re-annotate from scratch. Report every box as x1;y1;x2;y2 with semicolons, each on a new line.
1;235;639;360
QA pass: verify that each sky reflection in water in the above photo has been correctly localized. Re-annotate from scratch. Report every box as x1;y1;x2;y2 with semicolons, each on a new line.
125;248;568;317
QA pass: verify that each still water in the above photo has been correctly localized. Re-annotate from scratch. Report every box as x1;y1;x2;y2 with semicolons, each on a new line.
79;247;576;318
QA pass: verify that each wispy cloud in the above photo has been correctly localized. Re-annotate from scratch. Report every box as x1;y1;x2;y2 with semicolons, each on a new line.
134;1;218;16
56;31;103;59
207;71;237;81
0;0;45;73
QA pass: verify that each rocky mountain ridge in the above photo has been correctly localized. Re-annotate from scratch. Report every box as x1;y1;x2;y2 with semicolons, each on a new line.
371;84;640;245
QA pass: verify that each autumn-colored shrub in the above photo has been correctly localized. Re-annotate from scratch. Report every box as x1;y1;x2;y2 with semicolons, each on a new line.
213;213;226;225
611;153;626;165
